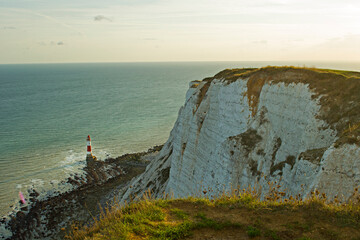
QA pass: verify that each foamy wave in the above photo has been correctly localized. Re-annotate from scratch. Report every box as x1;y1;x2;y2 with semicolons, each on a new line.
30;178;44;186
59;150;86;175
97;149;113;159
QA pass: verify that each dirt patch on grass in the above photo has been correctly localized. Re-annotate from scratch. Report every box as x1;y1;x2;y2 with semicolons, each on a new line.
188;228;248;240
165;199;360;240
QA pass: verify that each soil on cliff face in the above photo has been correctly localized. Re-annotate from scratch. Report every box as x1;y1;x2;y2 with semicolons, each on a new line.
2;146;162;240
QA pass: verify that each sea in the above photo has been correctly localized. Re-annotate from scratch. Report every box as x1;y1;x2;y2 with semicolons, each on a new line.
1;61;360;216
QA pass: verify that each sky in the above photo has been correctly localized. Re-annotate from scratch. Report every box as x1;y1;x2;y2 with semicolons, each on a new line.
0;0;360;64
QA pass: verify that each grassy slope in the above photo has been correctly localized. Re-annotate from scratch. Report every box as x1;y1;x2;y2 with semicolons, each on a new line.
66;187;360;240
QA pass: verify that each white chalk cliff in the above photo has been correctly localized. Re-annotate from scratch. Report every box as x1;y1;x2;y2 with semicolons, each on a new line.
122;67;360;201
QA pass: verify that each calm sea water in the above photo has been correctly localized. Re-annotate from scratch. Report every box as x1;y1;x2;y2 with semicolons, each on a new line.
0;61;359;215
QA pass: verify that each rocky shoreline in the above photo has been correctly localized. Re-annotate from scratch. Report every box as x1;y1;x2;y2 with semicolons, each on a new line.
0;145;162;240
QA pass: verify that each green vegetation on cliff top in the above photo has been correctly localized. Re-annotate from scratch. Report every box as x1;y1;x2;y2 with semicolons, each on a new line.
66;186;360;240
213;66;360;80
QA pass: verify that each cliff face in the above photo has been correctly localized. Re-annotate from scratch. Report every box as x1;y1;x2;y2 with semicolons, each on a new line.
122;67;360;201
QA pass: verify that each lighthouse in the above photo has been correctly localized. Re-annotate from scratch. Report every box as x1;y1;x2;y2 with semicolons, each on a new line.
86;135;96;165
86;135;92;157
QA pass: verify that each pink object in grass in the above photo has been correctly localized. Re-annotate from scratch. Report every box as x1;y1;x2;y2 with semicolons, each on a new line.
19;191;26;204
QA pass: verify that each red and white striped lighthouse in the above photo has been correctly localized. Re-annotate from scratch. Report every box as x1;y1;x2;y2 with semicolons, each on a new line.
86;135;92;156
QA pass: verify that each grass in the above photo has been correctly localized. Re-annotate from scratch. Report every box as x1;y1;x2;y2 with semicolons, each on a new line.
247;226;261;238
65;186;360;240
170;208;188;220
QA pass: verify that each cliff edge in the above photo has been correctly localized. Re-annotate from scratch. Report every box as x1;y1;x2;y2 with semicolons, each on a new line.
122;66;360;202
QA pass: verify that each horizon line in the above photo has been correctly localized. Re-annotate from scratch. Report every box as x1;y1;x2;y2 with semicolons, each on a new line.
1;60;360;66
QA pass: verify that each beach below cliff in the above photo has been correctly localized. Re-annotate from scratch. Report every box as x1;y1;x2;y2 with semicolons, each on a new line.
0;145;162;240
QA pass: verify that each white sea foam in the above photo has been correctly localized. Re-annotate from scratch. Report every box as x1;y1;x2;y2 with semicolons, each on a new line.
30;179;44;186
0;223;12;239
59;151;86;175
50;180;59;185
97;149;113;160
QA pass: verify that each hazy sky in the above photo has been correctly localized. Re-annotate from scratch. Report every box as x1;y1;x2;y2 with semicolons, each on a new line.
1;0;360;64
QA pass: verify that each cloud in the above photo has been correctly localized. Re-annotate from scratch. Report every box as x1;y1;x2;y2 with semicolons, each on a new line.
320;35;360;50
2;26;16;30
94;15;113;22
288;39;304;42
294;34;360;61
142;38;157;41
252;40;268;44
37;41;65;46
2;8;86;37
